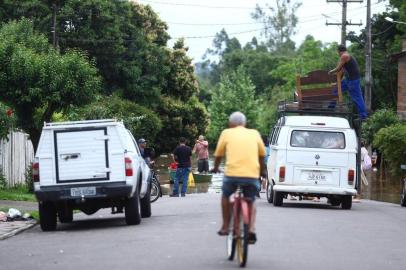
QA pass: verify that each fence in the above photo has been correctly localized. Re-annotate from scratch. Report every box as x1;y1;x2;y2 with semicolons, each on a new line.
0;131;34;187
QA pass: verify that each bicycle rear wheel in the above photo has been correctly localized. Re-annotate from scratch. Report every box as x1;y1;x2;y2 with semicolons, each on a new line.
150;180;160;203
227;232;236;260
236;223;249;267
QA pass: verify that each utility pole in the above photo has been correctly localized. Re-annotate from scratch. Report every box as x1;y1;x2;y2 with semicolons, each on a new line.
365;0;372;111
326;0;363;45
52;4;57;48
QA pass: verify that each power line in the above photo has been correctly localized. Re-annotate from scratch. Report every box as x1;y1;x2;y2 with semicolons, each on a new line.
140;0;257;9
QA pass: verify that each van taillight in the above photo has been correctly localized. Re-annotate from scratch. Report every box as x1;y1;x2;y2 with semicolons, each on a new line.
125;158;133;176
32;163;40;182
348;169;355;185
279;166;285;182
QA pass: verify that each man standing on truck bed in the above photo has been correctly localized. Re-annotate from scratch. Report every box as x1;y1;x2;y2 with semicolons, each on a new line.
329;44;368;120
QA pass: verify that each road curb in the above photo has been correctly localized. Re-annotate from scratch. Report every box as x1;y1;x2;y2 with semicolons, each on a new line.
0;221;37;241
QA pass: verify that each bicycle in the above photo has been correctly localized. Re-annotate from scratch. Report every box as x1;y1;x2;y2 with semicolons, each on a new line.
149;163;162;203
226;185;254;268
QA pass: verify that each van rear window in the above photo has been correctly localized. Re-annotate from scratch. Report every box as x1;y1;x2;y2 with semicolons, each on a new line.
290;130;345;149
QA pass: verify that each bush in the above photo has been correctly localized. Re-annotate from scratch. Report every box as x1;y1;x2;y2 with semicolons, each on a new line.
0;103;16;140
25;165;34;193
155;96;209;152
362;109;400;145
0;169;6;190
68;95;162;144
373;123;406;175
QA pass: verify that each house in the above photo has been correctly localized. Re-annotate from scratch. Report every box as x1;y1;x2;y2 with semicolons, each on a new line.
391;40;406;120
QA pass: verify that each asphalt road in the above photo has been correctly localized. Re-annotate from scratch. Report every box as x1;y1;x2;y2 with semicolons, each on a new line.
1;194;406;270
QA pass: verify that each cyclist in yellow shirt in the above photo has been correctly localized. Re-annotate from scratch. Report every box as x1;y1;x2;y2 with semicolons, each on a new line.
211;112;266;243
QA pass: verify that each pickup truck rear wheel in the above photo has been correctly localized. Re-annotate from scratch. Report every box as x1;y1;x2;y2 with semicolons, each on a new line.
58;208;73;223
39;202;57;231
273;191;284;207
125;191;141;225
341;195;352;209
141;182;152;218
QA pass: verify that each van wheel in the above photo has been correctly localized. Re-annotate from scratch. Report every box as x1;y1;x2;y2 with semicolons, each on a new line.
141;182;152;218
125;191;141;225
401;181;406;207
266;182;273;204
341;195;352;209
58;208;73;223
273;191;283;207
39;202;57;231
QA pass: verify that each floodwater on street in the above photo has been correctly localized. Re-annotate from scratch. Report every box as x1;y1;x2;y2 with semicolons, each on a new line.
155;153;404;205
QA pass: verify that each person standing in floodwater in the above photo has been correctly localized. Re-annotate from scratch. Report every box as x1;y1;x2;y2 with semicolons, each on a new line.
171;137;192;197
193;135;209;173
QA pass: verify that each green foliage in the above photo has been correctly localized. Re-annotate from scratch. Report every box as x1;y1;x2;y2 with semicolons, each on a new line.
0;102;16;140
208;66;259;142
24;165;34;194
0;169;6;190
251;0;301;53
0;185;36;201
155;96;209;152
373;123;406;175
162;39;199;101
347;10;403;110
69;95;162;144
0;19;101;149
362;109;400;145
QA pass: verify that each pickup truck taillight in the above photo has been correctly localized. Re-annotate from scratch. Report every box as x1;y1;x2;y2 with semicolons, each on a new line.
32;162;40;182
279;166;285;182
348;169;355;185
125;158;133;176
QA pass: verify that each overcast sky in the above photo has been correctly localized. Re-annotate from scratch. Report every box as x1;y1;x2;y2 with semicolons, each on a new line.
136;0;391;62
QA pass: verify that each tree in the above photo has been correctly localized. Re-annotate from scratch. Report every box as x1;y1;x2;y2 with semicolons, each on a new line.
0;1;209;152
0;19;101;150
348;10;404;110
208;66;259;142
68;95;162;144
361;109;400;145
373;123;406;176
251;0;301;53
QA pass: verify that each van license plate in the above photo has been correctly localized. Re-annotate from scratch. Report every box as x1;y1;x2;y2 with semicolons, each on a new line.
307;171;326;181
70;187;96;197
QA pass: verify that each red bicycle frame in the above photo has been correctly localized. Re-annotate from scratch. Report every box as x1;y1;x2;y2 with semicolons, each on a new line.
231;190;253;236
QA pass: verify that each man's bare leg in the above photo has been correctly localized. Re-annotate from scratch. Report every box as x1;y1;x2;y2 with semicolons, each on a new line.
220;196;231;232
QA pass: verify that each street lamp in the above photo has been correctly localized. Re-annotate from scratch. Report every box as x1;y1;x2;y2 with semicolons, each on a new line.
385;17;406;25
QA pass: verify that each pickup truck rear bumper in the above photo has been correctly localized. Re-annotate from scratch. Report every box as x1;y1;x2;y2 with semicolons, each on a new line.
273;185;357;196
35;182;132;202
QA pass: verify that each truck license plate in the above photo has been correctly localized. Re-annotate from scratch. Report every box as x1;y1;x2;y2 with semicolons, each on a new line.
70;187;96;197
307;171;326;181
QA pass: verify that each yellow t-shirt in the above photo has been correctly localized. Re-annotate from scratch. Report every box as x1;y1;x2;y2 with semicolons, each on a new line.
214;126;266;178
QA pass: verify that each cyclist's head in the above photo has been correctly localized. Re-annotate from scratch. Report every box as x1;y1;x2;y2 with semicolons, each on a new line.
198;135;204;141
228;111;246;128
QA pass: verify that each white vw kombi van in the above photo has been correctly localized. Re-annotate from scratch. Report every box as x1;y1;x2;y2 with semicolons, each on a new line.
266;115;358;209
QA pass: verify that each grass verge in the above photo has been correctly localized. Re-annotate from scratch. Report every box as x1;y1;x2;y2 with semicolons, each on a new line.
0;185;36;202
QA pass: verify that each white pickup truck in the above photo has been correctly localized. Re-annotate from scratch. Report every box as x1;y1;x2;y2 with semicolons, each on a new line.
34;119;151;231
